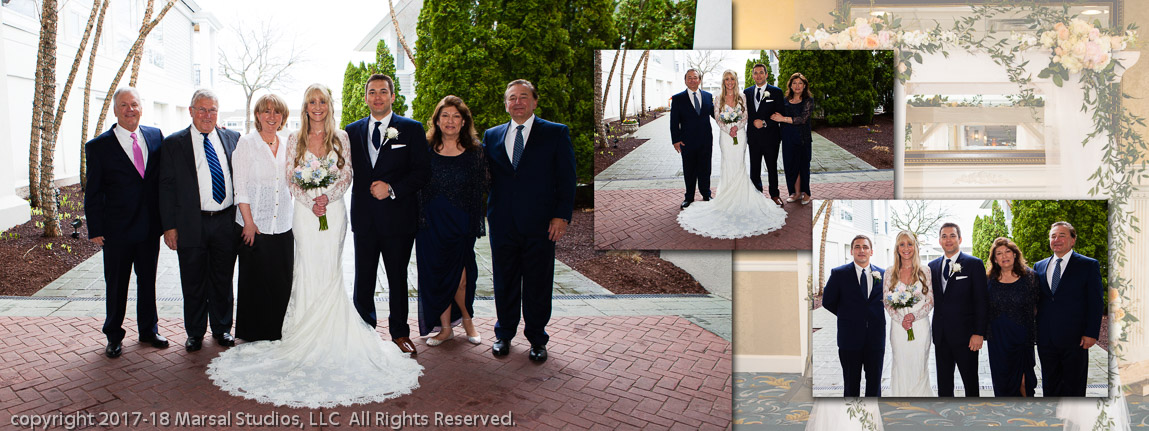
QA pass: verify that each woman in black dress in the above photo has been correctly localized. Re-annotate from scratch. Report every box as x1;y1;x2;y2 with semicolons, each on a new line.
771;72;813;205
986;237;1039;396
417;95;486;346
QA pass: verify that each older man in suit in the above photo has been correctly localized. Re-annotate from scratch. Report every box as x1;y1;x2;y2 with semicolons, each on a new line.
928;222;988;397
822;235;886;397
84;87;168;358
743;63;785;206
670;68;714;209
158;89;241;352
345;73;430;355
1035;221;1103;396
483;79;576;363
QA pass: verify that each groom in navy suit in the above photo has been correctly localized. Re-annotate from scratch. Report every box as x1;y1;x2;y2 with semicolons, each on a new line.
669;68;713;209
743;63;785;206
927;223;988;397
346;73;430;355
823;235;886;397
1034;221;1103;396
483;79;576;362
84;87;169;358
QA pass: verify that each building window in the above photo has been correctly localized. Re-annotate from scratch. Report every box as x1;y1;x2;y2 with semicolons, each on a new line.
2;0;38;17
840;204;854;222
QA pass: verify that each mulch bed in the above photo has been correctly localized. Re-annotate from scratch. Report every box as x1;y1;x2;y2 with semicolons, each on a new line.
0;184;101;296
593;111;666;176
555;208;707;295
814;113;894;169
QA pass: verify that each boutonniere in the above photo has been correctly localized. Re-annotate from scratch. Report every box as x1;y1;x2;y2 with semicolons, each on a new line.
950;262;963;276
872;271;882;281
384;127;400;141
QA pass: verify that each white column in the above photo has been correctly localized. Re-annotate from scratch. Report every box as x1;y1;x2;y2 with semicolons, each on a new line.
0;6;31;231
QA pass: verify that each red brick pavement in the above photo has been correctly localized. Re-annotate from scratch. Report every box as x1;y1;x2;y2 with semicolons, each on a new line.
594;188;812;250
813;180;894;200
0;315;730;430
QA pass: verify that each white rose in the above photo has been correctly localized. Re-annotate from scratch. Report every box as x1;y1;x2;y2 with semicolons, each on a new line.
385;127;400;140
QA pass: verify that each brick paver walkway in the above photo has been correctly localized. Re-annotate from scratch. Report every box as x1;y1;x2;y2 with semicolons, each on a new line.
2;315;731;430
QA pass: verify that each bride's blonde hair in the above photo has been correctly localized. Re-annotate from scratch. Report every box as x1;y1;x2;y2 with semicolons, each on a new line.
718;69;745;111
887;230;929;293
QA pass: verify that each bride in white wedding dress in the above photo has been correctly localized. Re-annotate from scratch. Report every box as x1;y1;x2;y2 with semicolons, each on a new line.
207;85;422;408
677;69;788;239
883;230;934;397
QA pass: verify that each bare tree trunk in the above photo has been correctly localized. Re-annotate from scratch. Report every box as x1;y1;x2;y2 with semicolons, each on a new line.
38;0;61;237
617;49;627;119
244;92;253;133
128;0;155;87
93;0;176;136
602;50;619;111
387;0;415;65
27;9;50;208
80;0;110;191
640;51;650;116
620;50;647;121
593;50;606;149
817;200;833;294
50;0;102;139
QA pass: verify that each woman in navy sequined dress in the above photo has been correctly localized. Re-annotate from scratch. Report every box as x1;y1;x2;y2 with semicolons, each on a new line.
986;237;1039;397
416;96;487;346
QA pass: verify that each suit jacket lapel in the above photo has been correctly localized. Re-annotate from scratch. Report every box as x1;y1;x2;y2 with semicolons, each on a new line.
492;122;514;170
144;128;160;178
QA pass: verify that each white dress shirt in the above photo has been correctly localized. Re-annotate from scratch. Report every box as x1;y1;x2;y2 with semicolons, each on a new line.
1046;249;1073;288
504;114;536;162
688;89;704;112
233;132;292;234
366;112;393;168
113;124;147;167
753;84;769;110
854;263;873;295
191;128;235;211
941;254;959;292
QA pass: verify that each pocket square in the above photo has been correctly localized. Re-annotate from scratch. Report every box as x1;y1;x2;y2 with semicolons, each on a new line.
762;99;774;102
955;275;968;280
390;144;406;149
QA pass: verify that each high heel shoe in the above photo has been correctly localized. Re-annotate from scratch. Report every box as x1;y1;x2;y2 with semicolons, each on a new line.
462;318;482;345
426;330;454;346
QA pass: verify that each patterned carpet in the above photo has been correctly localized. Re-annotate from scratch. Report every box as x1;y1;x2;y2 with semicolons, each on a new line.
734;372;1149;429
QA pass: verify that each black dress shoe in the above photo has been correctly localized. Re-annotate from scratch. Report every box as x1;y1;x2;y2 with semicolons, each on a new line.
703;196;711;201
140;333;169;349
213;333;236;347
185;337;203;352
528;345;548;363
492;339;510;357
680;201;692;209
105;342;122;358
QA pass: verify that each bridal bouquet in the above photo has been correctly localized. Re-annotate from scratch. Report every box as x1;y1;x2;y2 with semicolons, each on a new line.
885;283;921;341
718;105;743;145
291;153;341;231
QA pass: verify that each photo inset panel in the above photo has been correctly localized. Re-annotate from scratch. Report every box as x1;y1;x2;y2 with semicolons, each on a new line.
595;50;895;251
811;199;1109;398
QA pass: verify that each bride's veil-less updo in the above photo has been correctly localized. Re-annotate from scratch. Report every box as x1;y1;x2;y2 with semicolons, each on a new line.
718;69;745;111
887;230;930;293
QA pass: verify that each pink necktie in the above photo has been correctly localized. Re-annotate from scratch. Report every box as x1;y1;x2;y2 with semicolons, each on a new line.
131;132;145;178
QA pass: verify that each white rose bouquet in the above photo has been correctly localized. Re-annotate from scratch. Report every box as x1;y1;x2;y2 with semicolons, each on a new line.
718;105;744;145
885;282;921;341
291;152;341;231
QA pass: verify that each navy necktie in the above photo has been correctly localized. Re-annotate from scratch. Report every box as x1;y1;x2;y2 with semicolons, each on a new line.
942;258;951;293
372;121;382;150
859;268;868;297
756;87;763;103
512;124;525;169
1051;258;1063;294
692;91;700;115
202;133;225;204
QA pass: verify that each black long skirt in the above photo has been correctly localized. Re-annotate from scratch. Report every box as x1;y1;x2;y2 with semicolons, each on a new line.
234;228;294;341
415;195;478;336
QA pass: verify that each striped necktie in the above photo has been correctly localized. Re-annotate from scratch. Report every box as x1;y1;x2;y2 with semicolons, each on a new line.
512;125;525;169
202;133;225;204
1051;258;1063;294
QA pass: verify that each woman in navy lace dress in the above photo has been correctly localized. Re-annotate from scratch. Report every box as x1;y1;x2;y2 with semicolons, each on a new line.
416;96;487;346
986;237;1039;396
771;72;814;205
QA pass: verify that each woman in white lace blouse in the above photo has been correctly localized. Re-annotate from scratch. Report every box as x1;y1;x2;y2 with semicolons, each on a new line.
232;93;294;342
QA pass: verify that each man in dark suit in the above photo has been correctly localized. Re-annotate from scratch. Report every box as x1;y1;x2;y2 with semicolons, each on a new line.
669;68;713;209
158;89;241;352
743;63;785;206
822;235;886;397
927;223;988;397
346;73;430;355
1035;221;1103;396
483;79;575;363
84;87;169;358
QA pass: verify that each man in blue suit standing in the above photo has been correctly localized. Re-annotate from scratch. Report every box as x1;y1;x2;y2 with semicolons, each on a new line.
822;235;886;396
1034;221;1103;396
483;79;576;363
927;223;988;397
345;73;430;355
85;87;169;358
743;63;785;206
669;69;713;209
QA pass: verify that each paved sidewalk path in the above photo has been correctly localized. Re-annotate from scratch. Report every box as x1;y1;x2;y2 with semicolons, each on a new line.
1;315;731;430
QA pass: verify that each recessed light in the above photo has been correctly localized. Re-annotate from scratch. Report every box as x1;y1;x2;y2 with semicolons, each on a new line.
1082;9;1103;15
